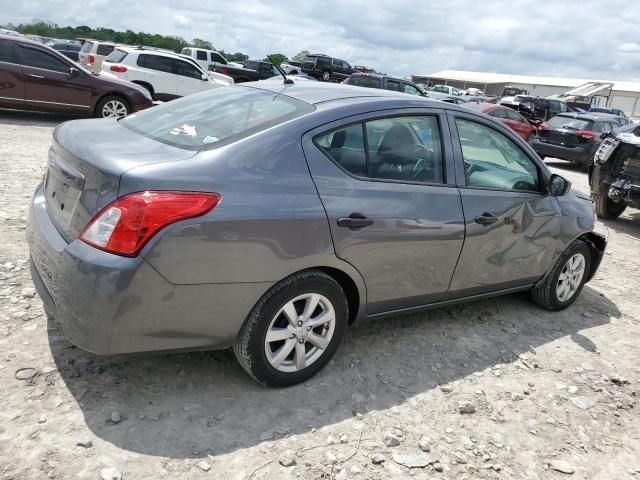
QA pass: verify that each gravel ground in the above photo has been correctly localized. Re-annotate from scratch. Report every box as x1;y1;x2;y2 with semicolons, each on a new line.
1;111;639;480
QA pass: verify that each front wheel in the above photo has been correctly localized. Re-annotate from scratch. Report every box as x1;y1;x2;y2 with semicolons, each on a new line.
531;240;591;310
96;95;131;118
322;70;331;81
233;270;348;387
594;192;627;219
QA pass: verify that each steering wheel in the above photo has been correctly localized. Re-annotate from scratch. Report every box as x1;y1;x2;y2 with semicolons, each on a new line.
411;145;434;179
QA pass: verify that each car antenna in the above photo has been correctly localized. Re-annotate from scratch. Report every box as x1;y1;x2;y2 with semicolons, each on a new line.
267;55;294;85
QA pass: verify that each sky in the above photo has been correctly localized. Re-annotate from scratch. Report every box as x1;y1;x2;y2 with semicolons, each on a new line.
3;0;640;80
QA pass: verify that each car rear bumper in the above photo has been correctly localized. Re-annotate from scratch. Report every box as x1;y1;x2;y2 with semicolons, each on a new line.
532;139;595;165
26;183;271;355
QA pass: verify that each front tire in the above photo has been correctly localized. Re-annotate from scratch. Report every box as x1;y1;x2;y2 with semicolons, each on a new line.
233;270;348;387
594;192;627;219
95;95;131;118
322;70;331;82
531;240;591;310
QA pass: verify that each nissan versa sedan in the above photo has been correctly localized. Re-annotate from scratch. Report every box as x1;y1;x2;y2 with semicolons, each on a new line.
27;82;606;387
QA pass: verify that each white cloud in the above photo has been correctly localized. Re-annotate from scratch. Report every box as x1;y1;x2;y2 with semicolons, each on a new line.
3;0;640;81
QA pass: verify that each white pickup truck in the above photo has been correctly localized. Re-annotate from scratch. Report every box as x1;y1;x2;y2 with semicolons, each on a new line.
181;47;243;72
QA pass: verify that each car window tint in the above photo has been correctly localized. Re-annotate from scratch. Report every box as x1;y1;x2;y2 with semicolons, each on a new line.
105;48;128;63
138;54;174;74
456;119;539;192
0;41;19;63
488;109;508;119
175;60;202;79
386;80;402;92
96;44;114;56
314;124;367;177
403;84;422;96
366;116;444;184
211;52;225;63
196;50;207;60
347;76;380;88
505;109;523;121
20;46;69;72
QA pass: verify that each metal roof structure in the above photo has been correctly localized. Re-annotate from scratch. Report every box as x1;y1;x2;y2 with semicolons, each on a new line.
414;70;640;93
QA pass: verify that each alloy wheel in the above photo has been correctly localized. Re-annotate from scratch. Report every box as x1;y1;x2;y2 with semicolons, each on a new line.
264;293;336;373
102;100;128;118
556;253;586;302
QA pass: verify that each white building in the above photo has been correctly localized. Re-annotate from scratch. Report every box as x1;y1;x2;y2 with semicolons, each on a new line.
412;70;640;116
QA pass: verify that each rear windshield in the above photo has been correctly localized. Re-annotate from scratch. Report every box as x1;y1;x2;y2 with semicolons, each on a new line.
346;76;381;88
548;116;593;130
105;48;128;63
96;44;115;56
80;41;93;53
121;86;315;150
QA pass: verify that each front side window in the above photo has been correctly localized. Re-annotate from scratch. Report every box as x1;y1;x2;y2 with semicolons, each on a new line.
121;86;314;150
0;41;18;63
211;52;225;63
456;119;539;192
96;44;114;56
386;80;402;92
20;46;69;72
347;76;381;88
175;60;202;79
403;84;422;96
488;109;508;119
314;115;445;184
505;109;524;122
196;50;207;60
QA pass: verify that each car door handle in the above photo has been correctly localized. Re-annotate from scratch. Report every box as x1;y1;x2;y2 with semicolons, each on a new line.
28;73;45;79
337;213;374;229
474;212;499;225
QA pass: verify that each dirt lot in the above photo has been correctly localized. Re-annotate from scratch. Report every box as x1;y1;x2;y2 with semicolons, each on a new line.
1;111;639;480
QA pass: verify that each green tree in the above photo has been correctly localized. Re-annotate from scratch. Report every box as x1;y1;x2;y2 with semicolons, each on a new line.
191;38;214;50
263;53;287;65
292;50;310;62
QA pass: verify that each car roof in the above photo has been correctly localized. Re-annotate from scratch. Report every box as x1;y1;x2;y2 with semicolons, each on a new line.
583;111;625;119
556;112;600;121
251;81;432;105
116;46;187;59
464;102;500;112
0;33;46;47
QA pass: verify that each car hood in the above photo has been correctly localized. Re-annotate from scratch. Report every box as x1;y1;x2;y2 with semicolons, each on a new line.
93;72;149;96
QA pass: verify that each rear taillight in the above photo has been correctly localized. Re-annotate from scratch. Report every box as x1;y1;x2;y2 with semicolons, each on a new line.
80;191;221;256
220;67;228;75
538;123;549;130
110;65;127;73
88;54;95;64
576;130;597;140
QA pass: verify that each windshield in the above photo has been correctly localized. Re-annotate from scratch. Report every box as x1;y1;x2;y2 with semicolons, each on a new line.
548;116;593;130
121;86;315;150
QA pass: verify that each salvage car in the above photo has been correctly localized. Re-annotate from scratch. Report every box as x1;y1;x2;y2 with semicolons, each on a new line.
531;113;616;166
0;34;152;118
589;124;640;218
464;102;537;142
302;54;354;82
27;82;606;387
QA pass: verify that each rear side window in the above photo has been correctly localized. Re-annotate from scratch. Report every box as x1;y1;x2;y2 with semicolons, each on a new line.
505;109;523;122
548;116;593;131
0;41;19;63
137;54;174;73
80;41;93;53
386;80;402;92
121;86;315;150
96;44;114;56
20;46;69;72
175;60;202;79
314;115;444;184
105;49;128;63
196;50;207;60
488;109;508;119
346;76;381;88
403;84;422;96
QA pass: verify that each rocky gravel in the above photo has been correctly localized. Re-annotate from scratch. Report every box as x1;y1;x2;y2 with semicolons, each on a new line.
1;111;640;479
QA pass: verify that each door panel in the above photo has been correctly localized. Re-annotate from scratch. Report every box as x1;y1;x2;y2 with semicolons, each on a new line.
0;62;24;108
175;59;208;96
447;112;562;297
302;110;465;314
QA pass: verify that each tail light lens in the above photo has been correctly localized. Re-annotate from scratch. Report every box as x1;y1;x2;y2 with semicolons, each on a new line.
80;191;221;256
576;130;597;140
220;67;228;75
538;122;549;130
88;54;95;64
110;65;128;73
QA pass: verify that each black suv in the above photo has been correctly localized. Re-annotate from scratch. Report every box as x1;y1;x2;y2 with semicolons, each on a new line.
302;54;354;82
345;72;425;96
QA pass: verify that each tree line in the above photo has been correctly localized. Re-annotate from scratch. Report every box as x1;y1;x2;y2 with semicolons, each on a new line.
2;20;310;65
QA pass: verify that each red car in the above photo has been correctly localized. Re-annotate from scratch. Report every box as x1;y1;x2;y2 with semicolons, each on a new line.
464;102;536;142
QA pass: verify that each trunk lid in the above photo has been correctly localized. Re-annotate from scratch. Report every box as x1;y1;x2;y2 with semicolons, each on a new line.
45;118;198;242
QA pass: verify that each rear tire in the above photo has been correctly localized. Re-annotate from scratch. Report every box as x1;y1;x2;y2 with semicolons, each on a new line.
95;95;131;118
594;192;627;219
233;270;348;387
322;70;331;82
531;240;591;311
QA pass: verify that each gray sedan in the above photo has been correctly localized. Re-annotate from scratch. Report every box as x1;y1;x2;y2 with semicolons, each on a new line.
27;82;606;387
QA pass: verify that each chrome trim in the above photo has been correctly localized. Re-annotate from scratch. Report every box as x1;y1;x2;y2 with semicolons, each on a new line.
0;96;24;102
25;99;90;109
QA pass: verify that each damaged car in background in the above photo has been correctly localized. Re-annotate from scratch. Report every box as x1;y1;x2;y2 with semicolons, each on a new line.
590;123;640;219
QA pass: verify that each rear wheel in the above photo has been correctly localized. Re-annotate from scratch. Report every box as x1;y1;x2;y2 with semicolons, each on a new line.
233;270;348;387
322;70;331;82
531;240;591;310
594;192;627;219
96;95;131;118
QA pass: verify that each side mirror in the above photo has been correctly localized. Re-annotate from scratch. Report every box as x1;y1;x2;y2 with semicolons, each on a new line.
201;73;208;81
548;174;571;196
69;67;79;78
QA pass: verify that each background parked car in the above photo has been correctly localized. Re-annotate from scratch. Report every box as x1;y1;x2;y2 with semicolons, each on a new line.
281;60;303;75
49;42;81;62
345;72;425;96
464;102;537;142
424;90;467;104
531;113;616;166
589;106;627;118
78;39;117;73
586;111;632;128
0;34;152;117
210;59;278;83
302;54;354;82
102;47;222;101
180;47;243;71
431;84;463;96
